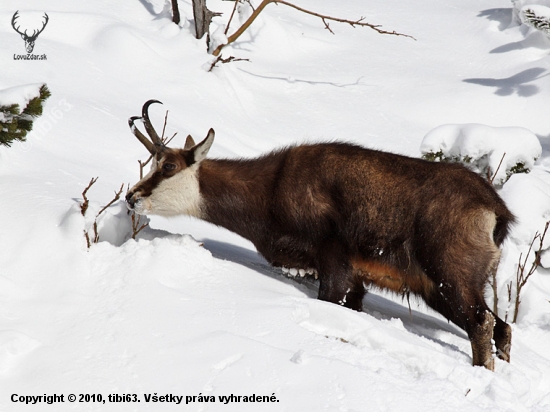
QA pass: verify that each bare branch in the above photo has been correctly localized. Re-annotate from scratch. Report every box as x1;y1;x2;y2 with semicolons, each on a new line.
513;221;549;322
212;0;415;56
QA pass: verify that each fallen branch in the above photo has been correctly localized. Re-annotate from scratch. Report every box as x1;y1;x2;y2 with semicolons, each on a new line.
213;0;415;56
208;54;250;71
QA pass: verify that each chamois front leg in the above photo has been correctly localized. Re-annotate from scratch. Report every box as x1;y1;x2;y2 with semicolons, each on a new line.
316;242;365;311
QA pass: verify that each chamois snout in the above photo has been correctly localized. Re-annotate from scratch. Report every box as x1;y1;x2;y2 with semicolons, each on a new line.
125;191;139;210
125;190;150;215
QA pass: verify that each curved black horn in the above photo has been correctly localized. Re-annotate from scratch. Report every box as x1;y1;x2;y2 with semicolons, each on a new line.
128;100;166;156
128;115;155;155
142;99;163;147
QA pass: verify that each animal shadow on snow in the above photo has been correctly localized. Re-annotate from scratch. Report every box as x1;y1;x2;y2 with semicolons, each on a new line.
202;238;467;354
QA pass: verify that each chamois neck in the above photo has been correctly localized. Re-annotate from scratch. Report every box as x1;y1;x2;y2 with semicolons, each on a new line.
197;154;285;242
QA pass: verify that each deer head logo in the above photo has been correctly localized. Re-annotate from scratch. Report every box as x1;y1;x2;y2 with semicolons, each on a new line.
11;11;49;54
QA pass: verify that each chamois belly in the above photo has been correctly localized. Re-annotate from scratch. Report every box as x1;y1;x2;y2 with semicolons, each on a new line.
351;257;434;297
257;234;318;278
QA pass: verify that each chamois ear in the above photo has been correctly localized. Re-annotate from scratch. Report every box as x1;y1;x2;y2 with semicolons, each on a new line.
192;128;215;163
184;135;196;150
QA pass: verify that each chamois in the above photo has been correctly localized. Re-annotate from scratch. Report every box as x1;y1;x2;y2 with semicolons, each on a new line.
126;100;513;370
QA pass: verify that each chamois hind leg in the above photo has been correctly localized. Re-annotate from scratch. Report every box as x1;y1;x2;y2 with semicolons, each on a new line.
423;282;496;370
493;313;512;362
316;242;365;311
422;209;512;369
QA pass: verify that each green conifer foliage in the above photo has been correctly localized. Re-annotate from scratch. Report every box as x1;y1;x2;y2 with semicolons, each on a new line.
522;8;550;37
0;84;51;147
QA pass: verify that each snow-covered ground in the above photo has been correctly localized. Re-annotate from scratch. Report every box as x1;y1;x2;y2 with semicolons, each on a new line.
1;1;550;411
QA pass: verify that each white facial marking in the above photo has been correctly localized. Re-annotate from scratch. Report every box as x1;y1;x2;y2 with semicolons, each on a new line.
129;162;203;218
148;163;203;217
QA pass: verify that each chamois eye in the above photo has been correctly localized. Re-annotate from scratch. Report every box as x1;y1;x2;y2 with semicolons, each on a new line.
162;163;177;172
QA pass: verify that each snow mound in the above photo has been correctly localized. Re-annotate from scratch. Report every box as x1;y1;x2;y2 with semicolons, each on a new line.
0;331;41;376
60;199;181;248
420;123;542;185
0;83;44;109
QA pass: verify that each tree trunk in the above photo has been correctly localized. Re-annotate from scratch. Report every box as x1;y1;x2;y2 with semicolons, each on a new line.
192;0;218;39
171;0;181;25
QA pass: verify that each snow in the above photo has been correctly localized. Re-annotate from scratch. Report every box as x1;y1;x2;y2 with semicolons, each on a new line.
1;0;550;411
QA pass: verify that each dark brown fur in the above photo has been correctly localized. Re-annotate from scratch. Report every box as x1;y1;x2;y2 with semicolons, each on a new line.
198;142;513;369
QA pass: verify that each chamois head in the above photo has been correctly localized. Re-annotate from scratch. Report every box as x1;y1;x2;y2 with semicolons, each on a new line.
125;100;214;217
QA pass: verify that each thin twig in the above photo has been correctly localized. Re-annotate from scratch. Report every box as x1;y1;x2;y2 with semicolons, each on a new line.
491;270;498;315
165;132;178;146
505;280;513;323
321;17;334;34
131;212;149;239
161;110;169;141
225;0;241;35
244;0;255;11
138;159;146;180
513;221;549;322
488;152;506;185
81;177;99;216
96;183;125;217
